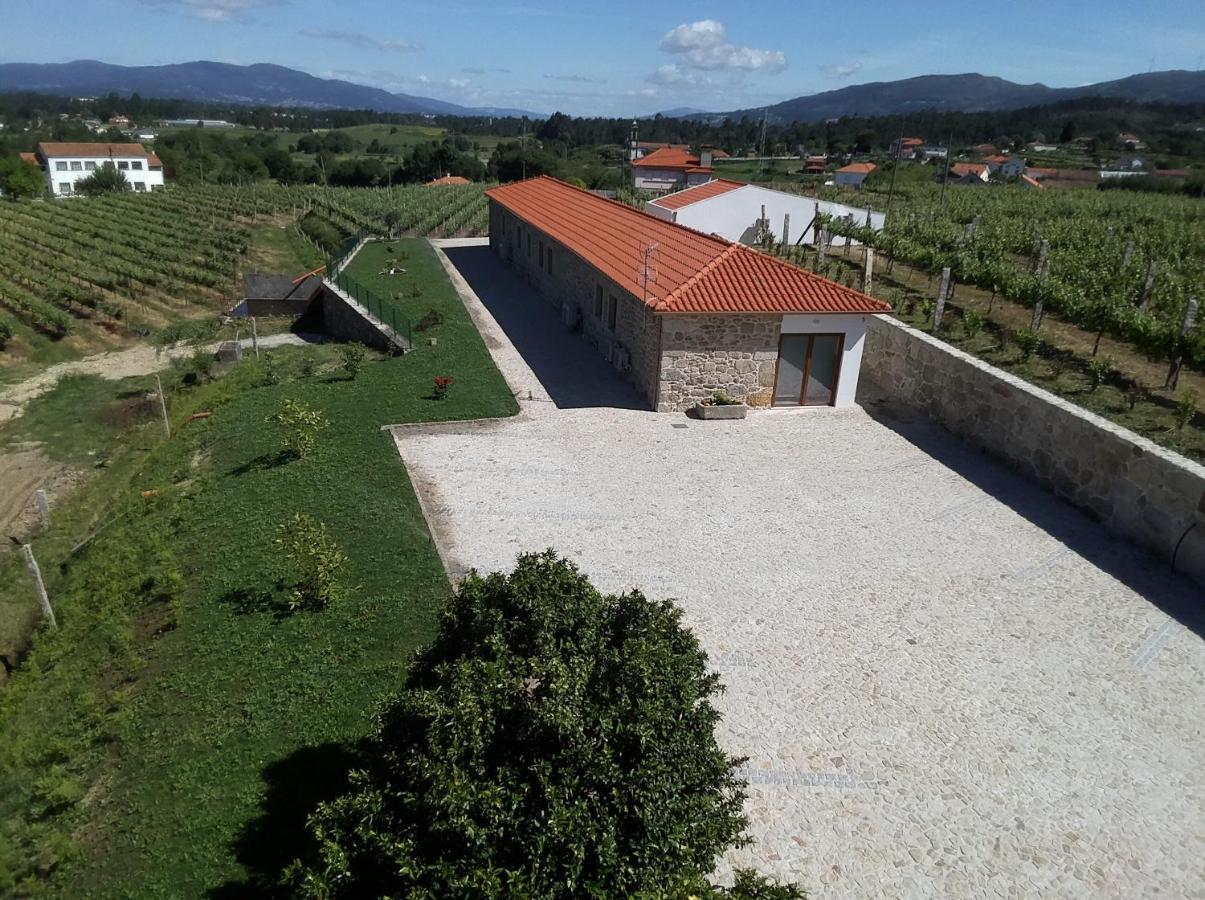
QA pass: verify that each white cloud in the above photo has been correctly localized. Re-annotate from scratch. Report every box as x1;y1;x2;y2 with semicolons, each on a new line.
298;28;422;53
545;73;606;84
819;61;863;80
646;64;718;87
140;0;276;22
659;20;786;72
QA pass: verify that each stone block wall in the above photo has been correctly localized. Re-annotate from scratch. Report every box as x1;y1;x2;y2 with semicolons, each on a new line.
489;201;661;406
318;283;409;353
657;314;782;412
861;314;1205;587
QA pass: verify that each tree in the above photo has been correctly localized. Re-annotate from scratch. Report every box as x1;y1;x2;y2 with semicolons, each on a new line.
0;156;44;199
268;398;328;459
75;162;130;197
286;552;801;899
338;342;367;379
273;513;347;611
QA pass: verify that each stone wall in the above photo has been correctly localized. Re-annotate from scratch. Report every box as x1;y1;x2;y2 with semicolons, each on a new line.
861;314;1205;587
318;283;409;353
490;200;661;406
657;314;781;411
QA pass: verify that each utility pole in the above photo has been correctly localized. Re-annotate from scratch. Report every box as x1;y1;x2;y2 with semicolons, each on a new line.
938;131;953;213
884;118;907;223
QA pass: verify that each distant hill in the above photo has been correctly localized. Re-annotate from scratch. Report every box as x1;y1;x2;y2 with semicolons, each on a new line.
651;107;709;119
0;60;539;118
717;70;1205;123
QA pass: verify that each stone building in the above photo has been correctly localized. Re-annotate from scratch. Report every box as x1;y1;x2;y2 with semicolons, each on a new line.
485;176;890;412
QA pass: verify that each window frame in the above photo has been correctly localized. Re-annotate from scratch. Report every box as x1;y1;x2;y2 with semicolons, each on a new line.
594;284;603;318
55;161;68;171
607;294;618;331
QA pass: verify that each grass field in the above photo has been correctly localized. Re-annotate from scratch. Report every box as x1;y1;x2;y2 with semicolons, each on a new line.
0;238;518;896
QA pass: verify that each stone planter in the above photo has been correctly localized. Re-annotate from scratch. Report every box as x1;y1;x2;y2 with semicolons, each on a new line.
690;403;748;420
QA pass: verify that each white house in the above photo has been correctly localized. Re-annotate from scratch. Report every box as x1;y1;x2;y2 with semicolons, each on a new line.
645;180;885;248
631;147;714;194
833;162;876;189
32;142;165;197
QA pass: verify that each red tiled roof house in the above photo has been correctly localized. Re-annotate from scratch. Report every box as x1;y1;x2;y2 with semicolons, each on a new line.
31;142;165;197
630;146;715;194
486;176;890;411
833;162;876;189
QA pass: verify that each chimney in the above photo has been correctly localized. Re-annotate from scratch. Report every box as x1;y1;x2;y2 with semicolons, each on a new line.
699;147;714;168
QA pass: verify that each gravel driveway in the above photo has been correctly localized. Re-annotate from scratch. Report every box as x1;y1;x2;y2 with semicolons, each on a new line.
395;241;1205;898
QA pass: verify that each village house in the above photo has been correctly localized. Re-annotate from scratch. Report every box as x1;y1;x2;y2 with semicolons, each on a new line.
833;162;876;189
948;162;990;184
803;155;828;174
28;142;165;197
644;179;884;247
426;174;471;185
630;146;715;194
889;137;925;160
486;176;890;411
983;154;1026;178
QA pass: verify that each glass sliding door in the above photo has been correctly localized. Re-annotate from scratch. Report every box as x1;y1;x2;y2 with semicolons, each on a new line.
772;333;844;407
773;334;809;406
804;334;842;406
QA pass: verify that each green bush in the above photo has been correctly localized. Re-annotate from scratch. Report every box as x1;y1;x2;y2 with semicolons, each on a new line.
273;513;347;611
961;309;985;338
1175;390;1199;432
287;551;799;899
268;398;328;459
339;342;367;379
0;318;13;348
1013;328;1043;361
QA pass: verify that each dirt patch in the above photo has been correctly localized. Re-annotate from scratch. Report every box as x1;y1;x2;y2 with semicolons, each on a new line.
0;447;77;546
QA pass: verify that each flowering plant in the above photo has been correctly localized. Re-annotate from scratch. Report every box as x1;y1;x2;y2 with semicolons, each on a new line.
433;375;453;399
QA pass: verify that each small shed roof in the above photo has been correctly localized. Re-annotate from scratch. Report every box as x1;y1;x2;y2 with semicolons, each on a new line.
835;163;876;175
650;179;747;211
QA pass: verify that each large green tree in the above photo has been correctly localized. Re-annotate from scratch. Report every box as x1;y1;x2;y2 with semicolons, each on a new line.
288;551;802;899
74;162;130;196
0;156;44;199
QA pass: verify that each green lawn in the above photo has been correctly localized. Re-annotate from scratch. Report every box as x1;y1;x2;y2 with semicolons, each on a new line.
0;239;518;896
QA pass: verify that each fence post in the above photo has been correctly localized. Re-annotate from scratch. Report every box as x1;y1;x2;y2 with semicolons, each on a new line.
19;544;56;630
35;489;50;532
155;374;171;439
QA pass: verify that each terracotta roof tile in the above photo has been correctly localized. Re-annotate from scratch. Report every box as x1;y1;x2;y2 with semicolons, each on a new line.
486;176;889;316
36;142;150;159
18;152;39;165
631;147;706;170
426;174;471;185
836;162;876;174
651;179;746;211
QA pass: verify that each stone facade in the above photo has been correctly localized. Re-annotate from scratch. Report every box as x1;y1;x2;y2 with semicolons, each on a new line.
490;201;662;405
657;314;781;411
861;314;1205;588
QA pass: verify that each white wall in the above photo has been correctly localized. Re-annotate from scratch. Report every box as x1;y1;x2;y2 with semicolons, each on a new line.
633;168;685;193
780;312;869;407
44;155;165;197
650;184;884;247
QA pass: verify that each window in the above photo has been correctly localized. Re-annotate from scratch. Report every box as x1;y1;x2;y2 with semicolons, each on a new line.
526;231;531;258
131;161;143;170
84;161;96;171
607;294;618;331
546;247;553;276
59;182;71;194
55;161;68;171
538;241;544;269
150;184;163;192
133;182;146;192
117;161;129;170
70;161;83;171
594;284;603;318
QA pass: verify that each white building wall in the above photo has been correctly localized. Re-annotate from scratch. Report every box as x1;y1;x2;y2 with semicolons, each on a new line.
780;312;869;407
44;155;165;197
649;184;885;247
633;167;686;193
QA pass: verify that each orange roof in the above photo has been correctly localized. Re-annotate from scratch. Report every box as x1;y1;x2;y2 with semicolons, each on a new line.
651;179;747;210
951;163;988;176
36;141;150;159
899;137;924;146
1019;175;1044;189
486;176;889;316
836;163;876;174
984;154;1010;164
710;148;730;159
146;152;163;168
18;152;40;165
426;174;471;185
631;147;707;170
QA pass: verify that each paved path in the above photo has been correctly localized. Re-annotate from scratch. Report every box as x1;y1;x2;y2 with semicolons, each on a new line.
393;243;1205;897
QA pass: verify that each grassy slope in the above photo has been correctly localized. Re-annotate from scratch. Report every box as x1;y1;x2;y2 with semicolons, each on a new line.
0;239;517;897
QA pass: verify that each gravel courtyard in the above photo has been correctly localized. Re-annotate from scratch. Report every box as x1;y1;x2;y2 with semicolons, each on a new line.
395;241;1205;898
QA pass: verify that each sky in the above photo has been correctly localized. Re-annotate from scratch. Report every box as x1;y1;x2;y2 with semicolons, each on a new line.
1;0;1204;116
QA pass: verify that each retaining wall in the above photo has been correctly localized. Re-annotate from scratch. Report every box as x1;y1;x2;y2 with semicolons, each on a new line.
861;314;1205;587
319;282;409;354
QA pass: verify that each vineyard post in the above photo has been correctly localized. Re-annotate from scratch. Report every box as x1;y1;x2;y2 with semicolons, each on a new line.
155;374;171;439
863;247;874;295
251;316;260;360
843;215;854;258
35;489;50;532
1138;260;1157;311
1165;295;1199;391
817;229;828;265
1121;241;1134;269
19;544;55;630
781;213;790;248
934;267;950;332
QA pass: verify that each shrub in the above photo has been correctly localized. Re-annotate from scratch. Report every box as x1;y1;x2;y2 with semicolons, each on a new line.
0;318;13;348
268;398;328;459
339;342;367;379
286;552;798;899
708;389;739;406
961;309;985;338
189;347;215;380
273;513;347;610
261;353;281;386
415;308;444;332
1087;357;1113;392
433;374;452;399
299;354;319;378
1175;390;1198;431
1013;328;1043;361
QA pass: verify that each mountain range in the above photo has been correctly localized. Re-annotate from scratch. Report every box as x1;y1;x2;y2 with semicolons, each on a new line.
0;60;537;118
719;71;1205;123
1;61;1204;124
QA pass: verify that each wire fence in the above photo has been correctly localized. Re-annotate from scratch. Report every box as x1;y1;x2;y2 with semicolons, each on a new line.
327;262;413;349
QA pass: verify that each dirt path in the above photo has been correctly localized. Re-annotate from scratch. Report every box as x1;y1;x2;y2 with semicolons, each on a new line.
0;334;312;425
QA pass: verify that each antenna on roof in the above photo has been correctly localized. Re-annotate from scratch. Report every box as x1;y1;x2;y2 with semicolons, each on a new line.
641;242;660;303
